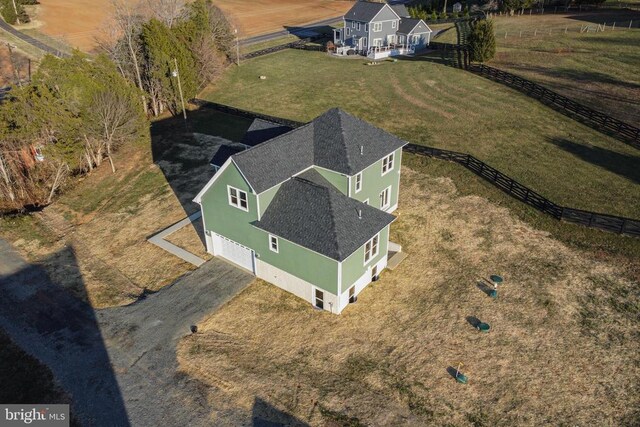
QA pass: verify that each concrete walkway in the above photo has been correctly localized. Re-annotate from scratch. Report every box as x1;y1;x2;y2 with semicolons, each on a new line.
0;238;253;426
148;211;206;267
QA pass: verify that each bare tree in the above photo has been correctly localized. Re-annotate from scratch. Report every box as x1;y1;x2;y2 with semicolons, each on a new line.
91;90;142;173
145;0;185;28
111;0;148;114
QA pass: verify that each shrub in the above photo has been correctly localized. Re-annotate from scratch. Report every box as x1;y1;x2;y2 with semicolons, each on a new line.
439;11;448;20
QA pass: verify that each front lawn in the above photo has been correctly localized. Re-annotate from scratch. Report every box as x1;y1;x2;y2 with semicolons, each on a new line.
200;49;640;219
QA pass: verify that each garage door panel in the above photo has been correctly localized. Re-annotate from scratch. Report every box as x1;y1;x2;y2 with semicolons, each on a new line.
213;234;254;273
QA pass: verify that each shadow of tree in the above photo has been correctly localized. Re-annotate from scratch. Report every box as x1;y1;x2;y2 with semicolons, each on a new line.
0;242;129;426
547;137;640;184
252;397;309;426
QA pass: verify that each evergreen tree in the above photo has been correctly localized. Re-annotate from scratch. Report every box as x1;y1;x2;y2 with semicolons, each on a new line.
468;19;496;63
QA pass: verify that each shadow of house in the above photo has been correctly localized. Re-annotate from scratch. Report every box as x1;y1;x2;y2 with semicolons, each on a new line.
252;397;309;427
547;137;640;185
0;242;129;426
150;107;253;245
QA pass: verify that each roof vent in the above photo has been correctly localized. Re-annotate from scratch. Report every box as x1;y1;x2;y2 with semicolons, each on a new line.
360;145;364;155
358;209;362;219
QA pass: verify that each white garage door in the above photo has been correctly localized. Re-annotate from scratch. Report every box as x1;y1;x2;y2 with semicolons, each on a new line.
213;234;255;273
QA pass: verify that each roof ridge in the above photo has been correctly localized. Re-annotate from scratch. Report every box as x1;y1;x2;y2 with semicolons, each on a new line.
325;187;343;259
233;119;312;160
336;109;355;173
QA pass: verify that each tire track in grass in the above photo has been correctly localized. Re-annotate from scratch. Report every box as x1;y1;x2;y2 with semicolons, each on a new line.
390;77;455;120
408;79;480;118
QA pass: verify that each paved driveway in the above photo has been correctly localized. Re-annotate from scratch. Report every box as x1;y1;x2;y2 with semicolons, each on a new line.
0;239;253;426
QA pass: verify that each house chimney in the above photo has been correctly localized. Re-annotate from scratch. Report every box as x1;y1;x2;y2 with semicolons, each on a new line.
360;145;364;155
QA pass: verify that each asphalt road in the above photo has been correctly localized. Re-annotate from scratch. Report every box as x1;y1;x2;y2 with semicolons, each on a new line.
240;15;342;46
0;18;68;58
0;239;253;426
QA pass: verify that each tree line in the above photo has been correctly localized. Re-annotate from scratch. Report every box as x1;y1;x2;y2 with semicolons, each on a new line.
0;0;38;25
0;0;236;213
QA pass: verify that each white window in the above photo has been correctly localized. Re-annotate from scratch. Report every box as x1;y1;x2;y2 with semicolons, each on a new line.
314;288;324;309
365;24;369;32
364;233;379;264
380;186;391;210
269;234;279;253
373;38;383;47
392;20;397;29
373;22;382;32
346;27;351;36
228;186;248;211
355;172;362;193
348;286;356;304
352;21;356;29
382;153;394;175
356;22;361;31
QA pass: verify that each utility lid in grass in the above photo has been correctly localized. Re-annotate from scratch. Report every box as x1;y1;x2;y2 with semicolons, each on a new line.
490;275;504;284
477;322;490;332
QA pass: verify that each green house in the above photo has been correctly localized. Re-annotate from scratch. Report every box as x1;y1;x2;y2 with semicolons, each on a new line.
194;108;407;314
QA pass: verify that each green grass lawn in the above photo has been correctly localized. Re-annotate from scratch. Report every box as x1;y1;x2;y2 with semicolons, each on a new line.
200;49;640;219
489;10;640;125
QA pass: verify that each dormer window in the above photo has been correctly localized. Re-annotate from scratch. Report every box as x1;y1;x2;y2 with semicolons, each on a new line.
382;153;394;175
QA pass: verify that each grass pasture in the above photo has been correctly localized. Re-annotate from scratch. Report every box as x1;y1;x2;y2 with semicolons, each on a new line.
490;10;640;126
178;166;640;426
201;49;640;219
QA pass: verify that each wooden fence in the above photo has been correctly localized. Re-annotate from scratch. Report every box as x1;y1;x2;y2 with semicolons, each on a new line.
241;37;324;60
404;144;640;237
192;99;640;238
468;64;640;149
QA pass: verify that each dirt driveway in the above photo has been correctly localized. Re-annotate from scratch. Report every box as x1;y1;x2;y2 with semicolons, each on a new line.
0;238;253;426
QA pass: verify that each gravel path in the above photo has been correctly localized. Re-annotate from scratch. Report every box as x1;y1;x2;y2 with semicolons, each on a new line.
0;239;253;426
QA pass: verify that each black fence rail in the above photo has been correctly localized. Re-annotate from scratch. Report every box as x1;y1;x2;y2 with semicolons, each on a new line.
191;99;305;129
404;143;640;237
241;37;324;60
193;99;640;238
469;64;640;149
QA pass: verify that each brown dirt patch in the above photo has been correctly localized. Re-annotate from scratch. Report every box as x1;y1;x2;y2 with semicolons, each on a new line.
177;166;639;426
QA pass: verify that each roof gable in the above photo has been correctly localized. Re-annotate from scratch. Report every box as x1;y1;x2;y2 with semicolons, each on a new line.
240;118;292;147
253;173;395;261
344;1;399;23
398;18;432;34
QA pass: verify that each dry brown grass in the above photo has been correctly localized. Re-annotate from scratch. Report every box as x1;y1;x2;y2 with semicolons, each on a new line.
165;219;212;260
2;142;199;308
177;166;640;426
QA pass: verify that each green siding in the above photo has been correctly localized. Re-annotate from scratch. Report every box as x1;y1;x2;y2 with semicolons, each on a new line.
350;148;402;209
201;163;339;293
340;226;390;290
258;184;281;217
254;230;339;294
314;167;348;194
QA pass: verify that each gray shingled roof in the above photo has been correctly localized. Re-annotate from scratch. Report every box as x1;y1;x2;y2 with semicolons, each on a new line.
231;108;407;193
391;4;410;18
398;18;427;34
344;1;388;22
210;145;245;167
253;171;395;261
240;119;292;147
